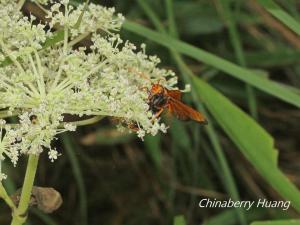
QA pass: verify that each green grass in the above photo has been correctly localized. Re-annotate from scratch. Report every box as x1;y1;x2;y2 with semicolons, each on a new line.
123;21;300;108
251;219;300;225
122;0;300;223
1;1;300;225
122;4;300;215
193;77;300;212
136;1;247;224
257;0;300;36
62;134;88;225
218;0;257;119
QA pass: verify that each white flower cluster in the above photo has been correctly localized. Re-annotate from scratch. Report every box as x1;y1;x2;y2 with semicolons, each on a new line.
0;0;177;170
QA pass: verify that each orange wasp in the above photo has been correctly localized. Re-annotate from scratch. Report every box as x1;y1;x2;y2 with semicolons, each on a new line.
148;83;208;124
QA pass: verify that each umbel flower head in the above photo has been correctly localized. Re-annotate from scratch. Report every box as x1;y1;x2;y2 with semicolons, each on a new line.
0;0;178;173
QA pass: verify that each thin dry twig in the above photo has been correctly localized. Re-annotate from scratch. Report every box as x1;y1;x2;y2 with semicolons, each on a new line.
171;182;227;199
248;0;300;49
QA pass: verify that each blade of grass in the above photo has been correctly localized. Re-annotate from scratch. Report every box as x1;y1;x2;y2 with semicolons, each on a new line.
202;208;290;225
61;133;88;225
248;0;300;49
256;0;300;36
2;163;17;194
193;76;300;212
30;208;59;225
245;50;300;67
174;54;247;225
218;0;257;119
191;125;217;189
202;208;265;225
137;1;247;224
165;0;178;38
251;220;300;225
122;21;300;108
144;1;300;213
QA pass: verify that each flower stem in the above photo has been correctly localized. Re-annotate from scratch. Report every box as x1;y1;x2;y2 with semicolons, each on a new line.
59;115;104;128
17;0;26;11
0;184;16;210
11;154;39;225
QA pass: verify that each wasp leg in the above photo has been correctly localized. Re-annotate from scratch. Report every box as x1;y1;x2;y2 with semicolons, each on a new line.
153;108;164;119
150;107;164;124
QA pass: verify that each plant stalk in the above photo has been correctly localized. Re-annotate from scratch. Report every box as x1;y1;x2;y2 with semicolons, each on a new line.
0;184;16;210
10;154;39;225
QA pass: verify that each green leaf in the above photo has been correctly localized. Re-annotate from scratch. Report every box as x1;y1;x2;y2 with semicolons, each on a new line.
73;0;90;29
193;76;300;212
42;31;64;49
251;219;300;225
123;21;300;108
257;0;300;36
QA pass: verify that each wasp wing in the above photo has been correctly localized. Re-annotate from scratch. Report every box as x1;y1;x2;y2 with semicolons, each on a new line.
166;89;182;100
168;98;208;124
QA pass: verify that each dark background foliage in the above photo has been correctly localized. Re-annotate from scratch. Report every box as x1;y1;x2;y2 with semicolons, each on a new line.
1;0;300;225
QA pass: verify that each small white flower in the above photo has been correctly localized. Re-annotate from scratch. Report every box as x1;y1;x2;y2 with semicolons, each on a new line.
160;123;168;133
0;119;6;126
0;126;19;166
183;84;191;92
48;149;59;162
0;172;7;181
64;123;77;132
137;129;146;140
